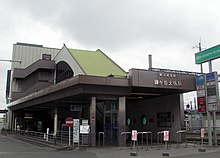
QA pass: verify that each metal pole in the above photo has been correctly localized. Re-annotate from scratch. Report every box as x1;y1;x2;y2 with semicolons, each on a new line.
151;133;152;148
142;133;144;149
61;125;63;145
199;42;203;73
69;127;71;146
206;62;213;147
213;112;217;146
146;133;149;150
207;112;212;146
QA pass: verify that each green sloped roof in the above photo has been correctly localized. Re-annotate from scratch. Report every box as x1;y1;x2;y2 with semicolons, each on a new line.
68;48;127;77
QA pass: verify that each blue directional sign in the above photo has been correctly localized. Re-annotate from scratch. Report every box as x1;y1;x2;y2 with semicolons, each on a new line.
206;72;215;81
196;75;205;84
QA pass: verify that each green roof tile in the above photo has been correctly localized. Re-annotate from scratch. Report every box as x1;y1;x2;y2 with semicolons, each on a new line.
68;48;127;77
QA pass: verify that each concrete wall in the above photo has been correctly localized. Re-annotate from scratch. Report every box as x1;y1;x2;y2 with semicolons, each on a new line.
126;94;183;142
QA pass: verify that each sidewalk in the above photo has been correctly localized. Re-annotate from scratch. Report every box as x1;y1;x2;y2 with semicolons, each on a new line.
86;144;220;158
9;134;220;158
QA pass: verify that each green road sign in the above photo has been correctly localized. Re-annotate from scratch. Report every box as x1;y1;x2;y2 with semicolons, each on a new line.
195;44;220;64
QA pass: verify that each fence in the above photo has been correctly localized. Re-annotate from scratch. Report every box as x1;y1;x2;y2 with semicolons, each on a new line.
137;131;152;150
13;127;90;147
13;127;220;149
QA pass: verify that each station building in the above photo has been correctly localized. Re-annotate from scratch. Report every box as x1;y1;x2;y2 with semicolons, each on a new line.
6;42;196;147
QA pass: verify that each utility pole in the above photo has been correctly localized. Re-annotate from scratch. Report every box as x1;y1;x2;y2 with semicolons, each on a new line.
198;42;203;73
196;41;212;146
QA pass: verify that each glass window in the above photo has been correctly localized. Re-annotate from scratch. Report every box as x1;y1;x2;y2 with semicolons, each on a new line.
141;115;148;126
126;117;131;126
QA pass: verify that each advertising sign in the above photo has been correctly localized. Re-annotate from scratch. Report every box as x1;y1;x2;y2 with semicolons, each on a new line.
82;120;89;125
196;75;207;112
201;128;205;138
80;125;90;134
197;97;206;112
163;131;169;141
132;130;137;141
206;72;219;112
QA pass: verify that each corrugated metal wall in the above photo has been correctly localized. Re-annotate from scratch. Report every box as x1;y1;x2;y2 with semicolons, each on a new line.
9;43;60;100
11;43;60;69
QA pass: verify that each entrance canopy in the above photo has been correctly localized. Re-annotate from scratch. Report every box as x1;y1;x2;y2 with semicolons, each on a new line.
8;69;196;111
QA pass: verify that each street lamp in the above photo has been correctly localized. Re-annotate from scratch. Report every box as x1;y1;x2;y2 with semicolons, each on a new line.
0;59;22;64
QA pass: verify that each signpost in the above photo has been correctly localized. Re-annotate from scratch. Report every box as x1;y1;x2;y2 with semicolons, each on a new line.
195;44;220;146
80;122;90;146
196;75;207;112
199;128;206;152
65;117;73;146
73;119;80;146
132;130;137;141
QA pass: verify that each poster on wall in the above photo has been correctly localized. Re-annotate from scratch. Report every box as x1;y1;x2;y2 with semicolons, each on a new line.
157;112;172;127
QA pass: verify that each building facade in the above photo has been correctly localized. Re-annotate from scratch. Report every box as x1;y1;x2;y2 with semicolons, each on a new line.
6;42;196;147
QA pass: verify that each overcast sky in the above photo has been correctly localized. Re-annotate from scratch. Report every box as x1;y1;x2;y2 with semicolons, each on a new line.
0;0;220;109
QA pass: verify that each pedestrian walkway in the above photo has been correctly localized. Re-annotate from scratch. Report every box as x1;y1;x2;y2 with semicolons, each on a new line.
87;144;220;158
4;133;220;158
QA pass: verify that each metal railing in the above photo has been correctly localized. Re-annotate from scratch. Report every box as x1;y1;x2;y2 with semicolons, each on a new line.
14;129;55;145
157;130;170;149
98;132;105;148
137;131;152;150
176;130;187;148
157;131;164;149
120;131;131;149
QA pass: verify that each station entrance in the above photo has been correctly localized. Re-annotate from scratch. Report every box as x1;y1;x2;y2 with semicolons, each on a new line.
96;101;118;146
8;69;196;147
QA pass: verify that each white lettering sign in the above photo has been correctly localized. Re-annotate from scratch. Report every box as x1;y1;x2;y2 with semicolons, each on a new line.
154;80;182;87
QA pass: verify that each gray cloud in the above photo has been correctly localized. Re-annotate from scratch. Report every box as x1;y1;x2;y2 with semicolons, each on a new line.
6;0;220;52
1;0;220;109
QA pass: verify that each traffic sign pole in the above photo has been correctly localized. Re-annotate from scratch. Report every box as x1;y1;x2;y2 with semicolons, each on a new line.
69;126;71;146
65;117;74;146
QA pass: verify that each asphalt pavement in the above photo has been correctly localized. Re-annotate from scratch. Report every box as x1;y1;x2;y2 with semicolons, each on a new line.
1;134;220;158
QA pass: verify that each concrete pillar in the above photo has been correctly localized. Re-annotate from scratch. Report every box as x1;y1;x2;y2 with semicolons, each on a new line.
11;110;15;131
118;96;126;146
54;108;58;136
90;97;96;147
7;109;13;130
53;108;58;145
